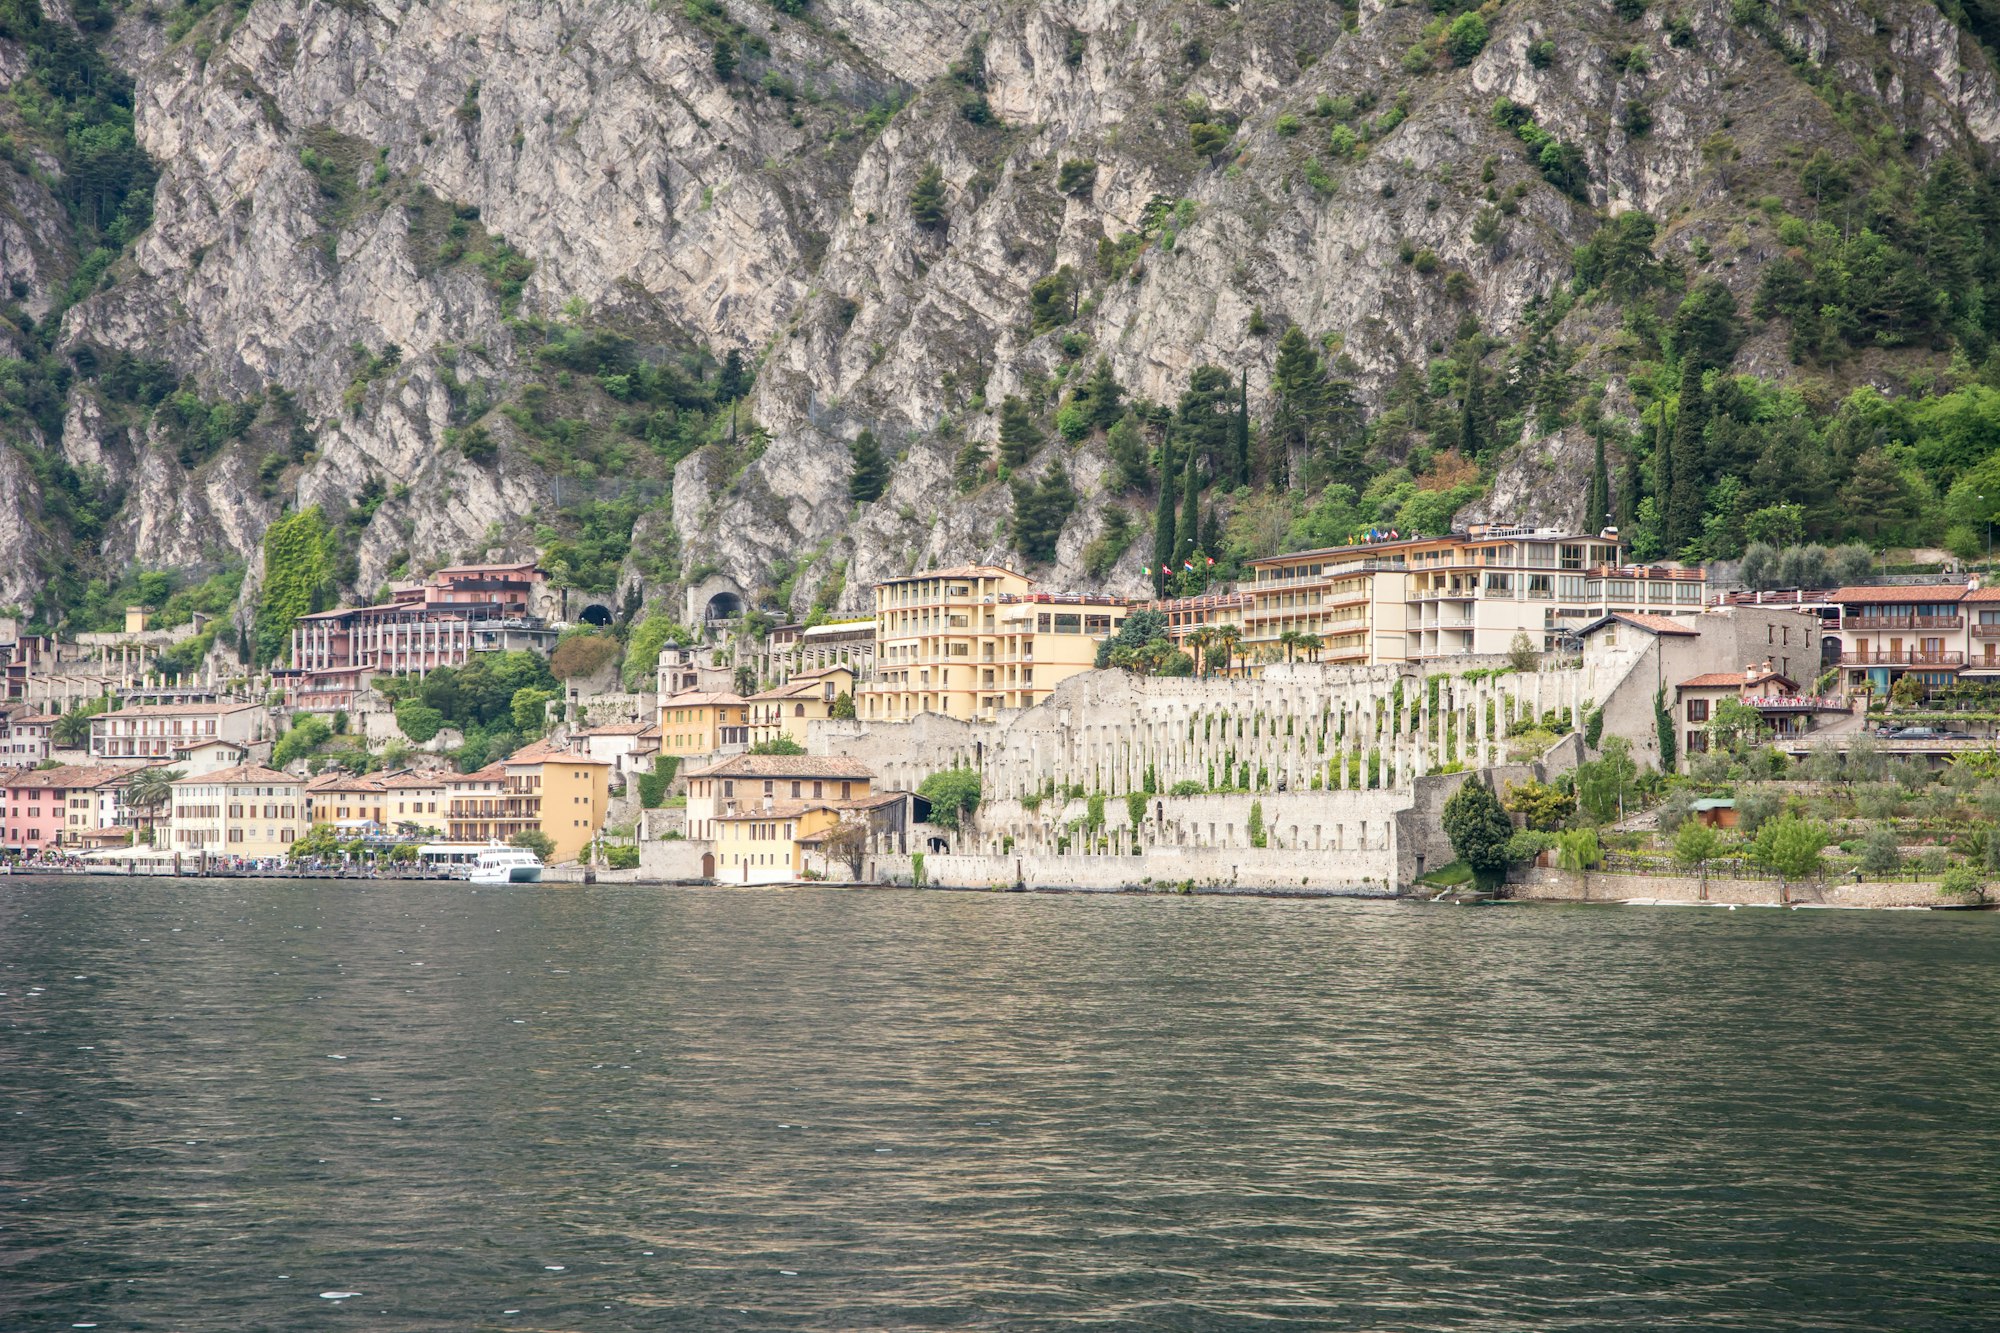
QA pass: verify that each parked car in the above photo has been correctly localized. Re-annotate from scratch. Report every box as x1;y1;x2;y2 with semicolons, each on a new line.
1885;726;1973;741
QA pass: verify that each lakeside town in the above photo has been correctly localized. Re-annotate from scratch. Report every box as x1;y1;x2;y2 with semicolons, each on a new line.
5;529;1999;905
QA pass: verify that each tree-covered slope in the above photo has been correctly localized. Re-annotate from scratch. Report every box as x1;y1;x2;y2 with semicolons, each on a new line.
0;0;1996;650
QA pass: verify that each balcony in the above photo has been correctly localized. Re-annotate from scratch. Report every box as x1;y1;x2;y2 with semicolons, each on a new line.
1743;695;1850;713
1971;624;2000;639
1846;615;1963;631
1840;650;1963;667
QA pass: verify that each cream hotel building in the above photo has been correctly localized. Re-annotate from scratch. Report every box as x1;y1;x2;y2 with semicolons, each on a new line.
857;566;1127;721
1160;525;1708;663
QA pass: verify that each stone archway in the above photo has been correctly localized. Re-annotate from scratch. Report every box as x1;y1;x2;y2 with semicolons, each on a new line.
684;572;750;631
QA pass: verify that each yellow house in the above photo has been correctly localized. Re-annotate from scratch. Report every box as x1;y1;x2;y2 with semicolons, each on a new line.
305;772;388;830
712;801;845;882
683;753;875;841
444;740;611;863
858;565;1127;722
168;764;307;860
518;742;611;864
378;770;450;837
745;665;855;748
656;690;750;759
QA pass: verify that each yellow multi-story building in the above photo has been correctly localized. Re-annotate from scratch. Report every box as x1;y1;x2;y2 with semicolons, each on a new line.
168;764;307;859
444;739;611;863
304;772;388;830
378;771;451;837
858;565;1127;721
656;690;750;759
683;753;875;841
711;802;846;883
745;665;854;747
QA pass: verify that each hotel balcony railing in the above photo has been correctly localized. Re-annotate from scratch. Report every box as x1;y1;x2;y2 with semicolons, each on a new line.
1846;615;1963;631
1972;624;2000;638
1840;650;1963;667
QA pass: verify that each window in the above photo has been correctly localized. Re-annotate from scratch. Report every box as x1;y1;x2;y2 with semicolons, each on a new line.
1484;573;1512;594
1686;698;1710;722
1686;730;1709;755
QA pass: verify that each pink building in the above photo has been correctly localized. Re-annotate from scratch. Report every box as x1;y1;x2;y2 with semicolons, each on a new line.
4;764;143;852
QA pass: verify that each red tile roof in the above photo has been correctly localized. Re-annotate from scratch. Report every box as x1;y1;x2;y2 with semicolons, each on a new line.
171;764;299;786
1829;584;1970;604
503;739;611;766
1679;670;1795;690
685;753;875;780
1613;612;1700;636
10;763;152;791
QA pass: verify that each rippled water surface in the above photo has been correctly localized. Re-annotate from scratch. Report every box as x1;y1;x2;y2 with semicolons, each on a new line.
2;879;1997;1330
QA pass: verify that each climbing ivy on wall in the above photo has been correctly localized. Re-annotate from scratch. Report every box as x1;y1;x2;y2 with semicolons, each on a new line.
254;506;332;665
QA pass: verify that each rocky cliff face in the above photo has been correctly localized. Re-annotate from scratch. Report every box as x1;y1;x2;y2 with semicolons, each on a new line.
4;0;1997;628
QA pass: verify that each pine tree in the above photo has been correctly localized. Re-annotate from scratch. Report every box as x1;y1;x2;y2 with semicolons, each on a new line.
1268;326;1325;489
1587;432;1610;533
1012;466;1077;564
1175;435;1201;565
1839;448;1915;543
1152;442;1177;595
953;436;987;492
712;38;737;81
1173;364;1234;481
1665;357;1707;553
848;430;888;502
717;347;749;402
1079;358;1124;430
909;163;947;231
1106;414;1149;492
998;395;1040;468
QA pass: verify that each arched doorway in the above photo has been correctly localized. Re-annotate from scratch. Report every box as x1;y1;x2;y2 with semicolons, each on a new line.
700;852;715;878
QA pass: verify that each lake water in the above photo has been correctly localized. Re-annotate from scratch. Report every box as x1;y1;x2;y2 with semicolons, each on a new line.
2;878;1996;1330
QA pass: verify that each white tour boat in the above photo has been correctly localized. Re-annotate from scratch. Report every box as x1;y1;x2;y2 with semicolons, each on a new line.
466;845;544;885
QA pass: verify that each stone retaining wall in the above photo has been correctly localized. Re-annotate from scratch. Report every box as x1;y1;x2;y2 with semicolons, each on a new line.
872;846;1398;894
1509;866;1990;909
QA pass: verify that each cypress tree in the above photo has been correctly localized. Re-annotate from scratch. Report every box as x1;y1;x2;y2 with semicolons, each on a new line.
1652;407;1673;525
1175;436;1201;565
1617;449;1640;532
1152;442;1177;594
1587;433;1610;533
1234;369;1250;486
1458;355;1485;458
998;395;1040;468
848;430;888;502
1665;357;1707;553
